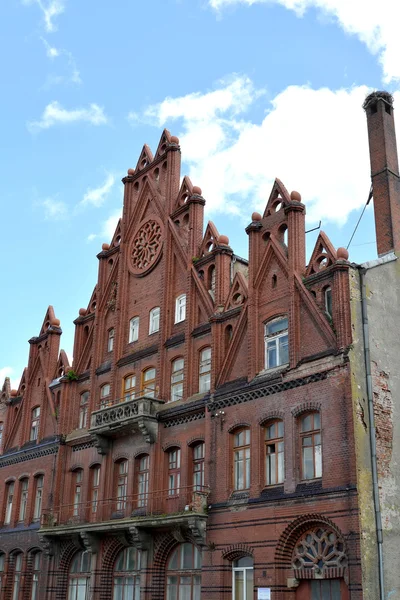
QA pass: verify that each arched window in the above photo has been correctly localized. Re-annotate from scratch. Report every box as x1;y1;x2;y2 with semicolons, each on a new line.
33;475;44;520
324;286;332;318
68;551;91;600
233;428;250;491
265;420;284;485
19;478;29;522
192;443;205;491
100;383;111;408
175;294;186;324
141;368;156;398
5;481;15;524
300;412;322;479
90;465;100;514
264;316;288;369
149;307;160;334
79;392;89;429
232;556;254;600
171;358;184;402
108;328;115;352
166;543;202;600
124;375;136;402
113;548;141;600
30;407;40;441
199;347;211;393
129;317;139;343
31;552;41;600
168;448;181;496
136;455;150;508
116;460;128;511
12;553;23;600
72;469;83;517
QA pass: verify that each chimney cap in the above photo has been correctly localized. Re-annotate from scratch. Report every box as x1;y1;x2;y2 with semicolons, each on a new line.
363;90;394;111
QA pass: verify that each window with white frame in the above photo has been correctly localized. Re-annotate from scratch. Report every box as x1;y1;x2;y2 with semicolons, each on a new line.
232;556;254;600
30;407;40;441
19;478;29;521
12;553;23;600
149;307;160;334
31;552;41;600
168;448;181;496
265;420;284;485
233;429;250;491
193;443;205;490
73;470;83;517
171;358;184;402
301;412;322;480
33;475;44;520
175;295;186;324
108;328;115;352
0;553;5;596
68;551;91;600
137;454;150;508
264;316;289;369
113;548;141;600
79;392;89;429
5;481;14;524
129;317;139;343
100;384;111;408
199;347;211;393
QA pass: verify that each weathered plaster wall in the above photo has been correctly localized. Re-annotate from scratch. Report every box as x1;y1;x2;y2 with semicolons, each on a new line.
348;266;380;600
364;256;400;600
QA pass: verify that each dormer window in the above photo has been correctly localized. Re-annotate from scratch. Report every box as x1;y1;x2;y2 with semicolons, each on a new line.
264;317;288;370
30;407;40;441
175;295;186;324
129;317;139;343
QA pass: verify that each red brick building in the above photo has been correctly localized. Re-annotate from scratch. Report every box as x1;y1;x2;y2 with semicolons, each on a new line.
2;111;386;600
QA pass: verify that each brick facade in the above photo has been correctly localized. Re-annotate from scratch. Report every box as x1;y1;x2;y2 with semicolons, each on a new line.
1;129;363;600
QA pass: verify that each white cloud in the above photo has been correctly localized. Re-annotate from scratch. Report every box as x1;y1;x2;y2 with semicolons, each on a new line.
27;101;107;132
209;0;400;83
40;197;68;220
0;367;20;391
40;36;59;58
24;0;65;32
80;174;115;208
132;76;399;226
87;210;121;243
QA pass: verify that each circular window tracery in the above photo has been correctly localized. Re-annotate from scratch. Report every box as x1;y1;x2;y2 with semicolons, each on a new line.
292;527;347;572
130;218;163;276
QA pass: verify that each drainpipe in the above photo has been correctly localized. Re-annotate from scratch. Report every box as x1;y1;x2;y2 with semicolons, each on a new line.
359;267;385;600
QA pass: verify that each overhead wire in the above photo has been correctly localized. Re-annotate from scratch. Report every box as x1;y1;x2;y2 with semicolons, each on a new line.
346;185;373;250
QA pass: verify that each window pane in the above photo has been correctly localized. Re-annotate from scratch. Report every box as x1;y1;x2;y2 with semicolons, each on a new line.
267;341;277;368
301;415;312;432
314;412;321;429
279;334;289;364
246;568;254;600
266;318;288;335
315;443;322;477
234;570;244;599
303;446;314;479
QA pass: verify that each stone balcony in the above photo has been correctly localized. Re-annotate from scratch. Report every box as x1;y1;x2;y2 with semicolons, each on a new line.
88;394;164;452
39;486;209;553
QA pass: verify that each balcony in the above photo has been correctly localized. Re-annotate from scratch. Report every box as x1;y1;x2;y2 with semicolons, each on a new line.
89;394;164;452
39;486;209;551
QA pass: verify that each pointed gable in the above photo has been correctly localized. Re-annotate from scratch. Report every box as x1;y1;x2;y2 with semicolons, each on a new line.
154;129;173;159
135;144;154;171
199;221;220;257
109;219;122;247
39;305;60;336
174;176;194;212
224;272;248;311
305;231;337;276
263;178;291;217
54;350;70;380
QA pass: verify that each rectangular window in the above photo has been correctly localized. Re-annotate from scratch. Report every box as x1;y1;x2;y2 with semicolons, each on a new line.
5;482;14;524
129;317;139;343
168;449;181;496
91;466;100;513
265;421;284;486
199;347;211;393
233;429;251;491
175;295;186;324
117;461;128;511
19;479;29;521
100;384;111;408
171;358;184;402
149;307;160;334
33;476;44;520
124;375;136;402
138;455;149;508
264;317;289;370
73;471;83;517
108;328;115;352
193;443;205;490
30;407;40;441
142;368;156;398
79;392;89;429
301;413;322;480
31;553;41;600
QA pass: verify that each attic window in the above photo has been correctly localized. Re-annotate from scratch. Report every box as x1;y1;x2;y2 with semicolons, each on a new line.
141;159;148;168
115;236;121;246
272;274;277;289
160;144;167;153
273;201;282;212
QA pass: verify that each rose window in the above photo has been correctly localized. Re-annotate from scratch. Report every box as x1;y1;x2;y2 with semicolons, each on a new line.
130;219;163;275
292;528;347;572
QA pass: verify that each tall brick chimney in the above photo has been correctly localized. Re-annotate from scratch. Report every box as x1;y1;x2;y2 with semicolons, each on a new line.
363;91;400;256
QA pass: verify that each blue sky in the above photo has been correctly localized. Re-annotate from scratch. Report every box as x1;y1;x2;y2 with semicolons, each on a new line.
1;0;399;388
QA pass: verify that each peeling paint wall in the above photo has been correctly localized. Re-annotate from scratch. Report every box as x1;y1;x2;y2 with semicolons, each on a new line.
363;257;400;600
348;267;380;600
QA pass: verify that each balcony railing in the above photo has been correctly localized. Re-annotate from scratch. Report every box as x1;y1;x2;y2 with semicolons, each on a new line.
41;485;209;529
